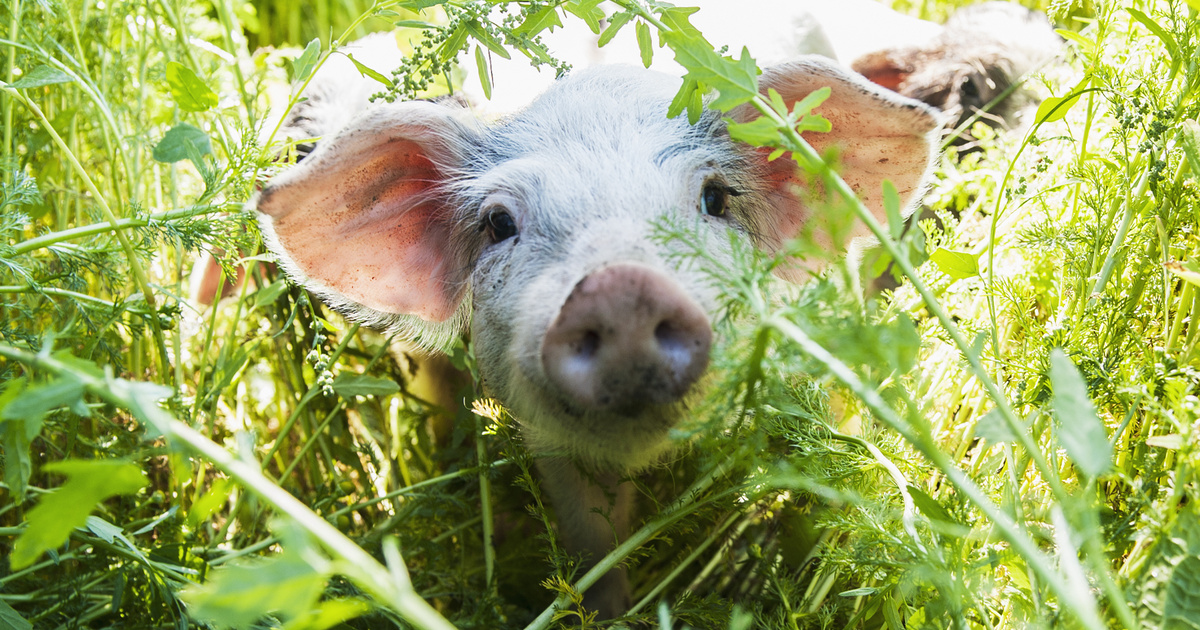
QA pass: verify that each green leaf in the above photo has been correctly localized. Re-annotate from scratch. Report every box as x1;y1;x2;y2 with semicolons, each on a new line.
463;21;512;60
1164;556;1200;629
790;86;830;118
907;486;963;527
663;33;759;112
332;373;401;398
659;6;703;38
564;0;604;34
975;408;1019;443
393;19;437;29
165;61;218;112
182;552;327;626
1035;75;1089;124
9;65;74;89
838;587;879;597
882;180;902;241
1179;122;1200;183
252;280;289;310
152;123;213;164
598;11;632;47
1055;29;1095;55
10;460;148;569
1147;434;1184;450
1128;8;1179;61
437;26;469;64
189;477;233;528
514;6;563;36
667;77;700;121
1165;260;1200;288
636;21;653;68
345;53;395;88
726;115;783;147
474;45;492;100
84;515;125;543
283;598;372;630
1049;350;1111;478
293;38;321;84
1;376;83;428
0;599;32;630
397;0;448;8
928;247;979;279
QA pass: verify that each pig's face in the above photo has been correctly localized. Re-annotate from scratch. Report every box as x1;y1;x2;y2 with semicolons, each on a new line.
255;59;940;471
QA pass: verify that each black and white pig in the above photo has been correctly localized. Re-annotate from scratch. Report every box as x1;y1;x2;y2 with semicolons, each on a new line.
254;58;941;617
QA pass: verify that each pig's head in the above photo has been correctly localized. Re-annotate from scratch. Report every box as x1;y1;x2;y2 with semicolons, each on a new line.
851;2;1060;136
254;58;940;470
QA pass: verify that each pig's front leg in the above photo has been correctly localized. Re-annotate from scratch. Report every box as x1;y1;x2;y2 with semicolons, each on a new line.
535;456;634;619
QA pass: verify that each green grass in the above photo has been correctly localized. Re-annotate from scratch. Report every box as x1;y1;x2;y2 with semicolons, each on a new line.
1;0;1199;628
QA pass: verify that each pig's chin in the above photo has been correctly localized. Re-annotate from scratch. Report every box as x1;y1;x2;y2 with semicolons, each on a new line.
512;390;697;471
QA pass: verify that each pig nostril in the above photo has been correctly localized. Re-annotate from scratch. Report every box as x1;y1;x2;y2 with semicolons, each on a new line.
575;330;600;359
654;321;693;371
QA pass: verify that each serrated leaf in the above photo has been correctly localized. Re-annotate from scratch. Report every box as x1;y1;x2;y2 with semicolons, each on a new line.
659;6;702;38
10;65;74;89
332;373;401;398
153;123;212;163
182;552;326;626
790;86;830;118
664;33;759;112
1128;8;1179;61
667;77;700;120
293;39;321;84
636;21;653;68
345;53;394;88
882;180;902;240
165;62;218;112
11;460;148;569
514;6;563;36
598;11;632;47
397;0;448;8
1049;350;1111;478
474;45;492;100
929;247;979;279
0;599;32;630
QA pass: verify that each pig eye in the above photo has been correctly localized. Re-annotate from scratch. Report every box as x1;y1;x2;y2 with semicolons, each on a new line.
701;182;738;217
485;209;518;243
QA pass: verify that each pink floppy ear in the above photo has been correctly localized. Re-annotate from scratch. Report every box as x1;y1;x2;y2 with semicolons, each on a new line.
254;101;475;349
728;57;943;262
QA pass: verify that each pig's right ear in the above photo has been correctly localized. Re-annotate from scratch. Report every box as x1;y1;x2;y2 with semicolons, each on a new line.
727;57;943;270
254;101;476;350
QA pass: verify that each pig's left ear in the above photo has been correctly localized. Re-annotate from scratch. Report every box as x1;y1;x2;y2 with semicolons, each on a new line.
254;101;477;350
727;57;943;260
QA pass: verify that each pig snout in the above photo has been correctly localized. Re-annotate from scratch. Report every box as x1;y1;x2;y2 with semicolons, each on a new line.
541;264;712;415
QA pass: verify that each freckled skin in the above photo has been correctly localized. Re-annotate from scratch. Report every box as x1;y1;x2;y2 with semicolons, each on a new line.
256;59;941;619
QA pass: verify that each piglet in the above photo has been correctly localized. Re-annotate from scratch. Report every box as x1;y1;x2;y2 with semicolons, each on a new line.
254;58;940;617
